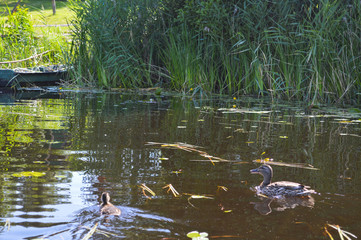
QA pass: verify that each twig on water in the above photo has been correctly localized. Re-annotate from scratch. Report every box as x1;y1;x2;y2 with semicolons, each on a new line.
139;183;156;199
81;222;98;240
163;184;180;197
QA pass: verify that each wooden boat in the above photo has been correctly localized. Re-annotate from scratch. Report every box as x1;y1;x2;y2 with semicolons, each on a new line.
0;65;67;88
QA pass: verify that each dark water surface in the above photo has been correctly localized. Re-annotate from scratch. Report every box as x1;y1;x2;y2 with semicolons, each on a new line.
0;91;360;239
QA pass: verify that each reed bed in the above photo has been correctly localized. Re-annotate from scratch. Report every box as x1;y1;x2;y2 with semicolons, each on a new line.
69;0;361;104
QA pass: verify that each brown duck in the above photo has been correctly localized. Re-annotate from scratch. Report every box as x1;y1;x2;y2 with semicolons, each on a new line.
100;192;121;215
250;164;316;197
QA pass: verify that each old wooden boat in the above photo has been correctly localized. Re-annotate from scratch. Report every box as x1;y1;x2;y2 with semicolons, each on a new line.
0;65;67;88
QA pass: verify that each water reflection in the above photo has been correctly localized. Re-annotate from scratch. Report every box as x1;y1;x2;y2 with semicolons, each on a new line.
251;196;315;215
0;91;360;239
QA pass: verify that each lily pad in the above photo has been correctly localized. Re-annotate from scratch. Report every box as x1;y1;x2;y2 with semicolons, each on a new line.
12;171;46;178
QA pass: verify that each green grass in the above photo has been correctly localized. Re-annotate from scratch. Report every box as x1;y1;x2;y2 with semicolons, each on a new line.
0;0;71;68
0;0;73;35
0;0;72;24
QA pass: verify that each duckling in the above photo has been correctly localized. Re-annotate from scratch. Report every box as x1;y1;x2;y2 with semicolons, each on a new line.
250;164;316;197
100;192;121;215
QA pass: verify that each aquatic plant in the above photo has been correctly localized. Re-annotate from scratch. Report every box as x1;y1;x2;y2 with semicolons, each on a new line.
187;231;209;240
69;0;361;103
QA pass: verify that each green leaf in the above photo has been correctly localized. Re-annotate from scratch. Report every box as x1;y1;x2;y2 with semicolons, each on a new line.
187;231;201;238
12;171;46;178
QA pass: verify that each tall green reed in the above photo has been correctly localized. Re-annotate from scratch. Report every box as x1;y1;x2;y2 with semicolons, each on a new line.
69;0;361;104
68;0;164;88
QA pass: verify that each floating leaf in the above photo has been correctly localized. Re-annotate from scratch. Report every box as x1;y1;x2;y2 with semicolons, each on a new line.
54;175;67;179
12;171;46;178
33;161;46;164
218;108;272;114
187;231;201;238
187;231;208;240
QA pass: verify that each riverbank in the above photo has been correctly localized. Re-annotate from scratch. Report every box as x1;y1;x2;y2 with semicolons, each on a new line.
1;0;361;105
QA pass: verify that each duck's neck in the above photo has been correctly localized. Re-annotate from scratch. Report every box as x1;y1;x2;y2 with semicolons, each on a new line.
101;194;109;205
261;174;272;188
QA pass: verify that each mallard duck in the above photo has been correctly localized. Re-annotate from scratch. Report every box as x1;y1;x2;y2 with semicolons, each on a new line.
250;164;316;197
100;192;121;215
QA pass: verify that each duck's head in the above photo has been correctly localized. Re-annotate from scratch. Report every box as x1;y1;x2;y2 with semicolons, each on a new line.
101;192;111;205
250;164;273;186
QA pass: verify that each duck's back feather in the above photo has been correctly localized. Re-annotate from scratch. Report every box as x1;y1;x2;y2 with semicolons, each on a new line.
261;181;315;197
270;181;305;190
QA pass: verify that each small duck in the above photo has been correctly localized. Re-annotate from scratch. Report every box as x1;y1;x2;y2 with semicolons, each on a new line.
250;164;316;197
100;192;121;215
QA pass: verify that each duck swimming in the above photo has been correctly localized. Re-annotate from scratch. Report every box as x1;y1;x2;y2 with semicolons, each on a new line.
250;164;316;197
100;192;121;215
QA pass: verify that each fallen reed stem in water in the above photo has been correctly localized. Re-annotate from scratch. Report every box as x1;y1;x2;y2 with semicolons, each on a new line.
81;222;98;240
81;225;118;237
325;224;357;240
146;142;232;165
163;184;180;197
0;219;10;232
252;159;319;170
139;183;156;199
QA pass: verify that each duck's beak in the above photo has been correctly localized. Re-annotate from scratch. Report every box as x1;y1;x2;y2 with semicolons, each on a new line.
250;168;260;174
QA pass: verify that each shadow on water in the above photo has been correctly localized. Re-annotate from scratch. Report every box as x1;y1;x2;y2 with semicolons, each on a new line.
0;90;360;239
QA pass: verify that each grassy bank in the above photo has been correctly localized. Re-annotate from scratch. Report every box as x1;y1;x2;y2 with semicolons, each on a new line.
0;0;72;68
69;0;361;104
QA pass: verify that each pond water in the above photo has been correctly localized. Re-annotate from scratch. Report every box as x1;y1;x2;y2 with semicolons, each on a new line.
0;90;360;240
